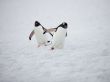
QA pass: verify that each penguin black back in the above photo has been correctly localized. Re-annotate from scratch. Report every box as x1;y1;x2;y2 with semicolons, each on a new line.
35;21;41;27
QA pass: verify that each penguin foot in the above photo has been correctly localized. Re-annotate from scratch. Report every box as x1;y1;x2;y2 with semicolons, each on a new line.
47;41;50;43
51;47;54;50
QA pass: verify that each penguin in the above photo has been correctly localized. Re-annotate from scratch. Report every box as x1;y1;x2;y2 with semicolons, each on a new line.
29;21;52;47
51;22;68;50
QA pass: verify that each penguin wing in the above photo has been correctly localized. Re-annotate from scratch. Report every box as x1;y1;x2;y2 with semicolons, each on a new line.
42;27;54;37
47;28;57;32
29;30;34;40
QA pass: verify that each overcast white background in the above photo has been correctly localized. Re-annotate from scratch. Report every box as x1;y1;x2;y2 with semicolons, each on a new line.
0;0;110;82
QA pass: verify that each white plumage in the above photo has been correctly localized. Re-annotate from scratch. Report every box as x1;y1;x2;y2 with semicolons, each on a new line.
34;26;47;45
52;27;67;49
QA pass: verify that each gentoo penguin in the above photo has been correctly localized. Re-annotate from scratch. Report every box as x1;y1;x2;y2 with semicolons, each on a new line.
51;22;68;50
29;21;51;47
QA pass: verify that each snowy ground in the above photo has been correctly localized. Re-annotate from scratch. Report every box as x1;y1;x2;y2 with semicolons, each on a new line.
0;0;110;82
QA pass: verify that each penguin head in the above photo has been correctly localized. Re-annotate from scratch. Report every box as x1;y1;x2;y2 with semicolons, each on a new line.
59;22;68;29
61;22;68;29
35;21;41;27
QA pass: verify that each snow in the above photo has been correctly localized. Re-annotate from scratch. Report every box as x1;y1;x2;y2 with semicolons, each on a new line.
0;0;110;82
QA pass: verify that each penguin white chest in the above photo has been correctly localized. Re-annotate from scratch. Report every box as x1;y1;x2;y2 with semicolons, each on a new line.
34;26;47;44
52;27;67;49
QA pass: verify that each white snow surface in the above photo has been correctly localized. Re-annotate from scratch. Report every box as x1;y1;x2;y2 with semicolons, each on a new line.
0;0;110;82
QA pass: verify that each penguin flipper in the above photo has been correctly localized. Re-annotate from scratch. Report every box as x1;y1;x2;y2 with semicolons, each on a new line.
42;28;53;37
47;28;57;32
29;30;34;40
